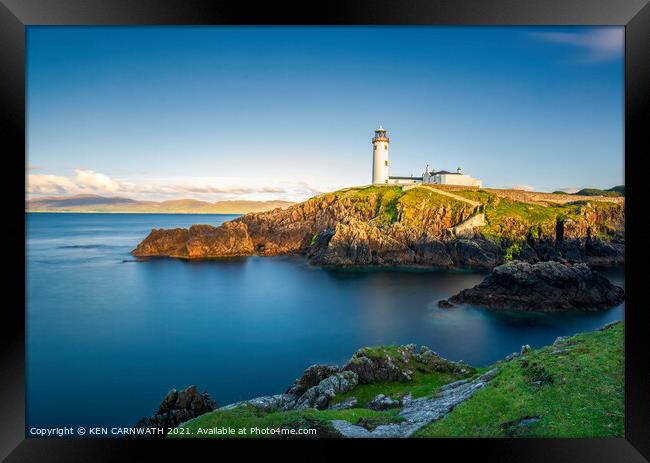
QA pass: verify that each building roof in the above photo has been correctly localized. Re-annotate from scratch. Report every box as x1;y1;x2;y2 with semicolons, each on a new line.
432;170;461;175
389;176;423;180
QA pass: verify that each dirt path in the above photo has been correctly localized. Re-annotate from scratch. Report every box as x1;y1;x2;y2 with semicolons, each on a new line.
414;184;481;208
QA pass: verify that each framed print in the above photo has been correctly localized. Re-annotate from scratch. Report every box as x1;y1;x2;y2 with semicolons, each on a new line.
2;0;649;460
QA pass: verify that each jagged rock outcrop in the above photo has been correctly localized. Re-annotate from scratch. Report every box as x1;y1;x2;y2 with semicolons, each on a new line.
133;223;255;258
221;366;357;413
216;345;473;415
293;371;359;410
132;186;624;269
447;239;502;268
286;364;340;397
135;385;217;435
342;344;473;385
447;261;625;311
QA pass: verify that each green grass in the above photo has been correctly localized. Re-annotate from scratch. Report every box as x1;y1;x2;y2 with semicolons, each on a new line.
331;370;468;407
333;185;406;225
504;241;522;261
414;323;624;438
397;187;470;228
308;186;622;243
169;405;403;438
478;195;621;244
331;344;475;407
450;189;496;205
170;324;623;438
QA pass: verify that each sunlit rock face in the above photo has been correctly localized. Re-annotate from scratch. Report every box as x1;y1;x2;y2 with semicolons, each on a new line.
132;186;624;268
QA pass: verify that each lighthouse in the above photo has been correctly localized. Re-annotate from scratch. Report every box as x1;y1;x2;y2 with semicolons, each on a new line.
372;126;390;184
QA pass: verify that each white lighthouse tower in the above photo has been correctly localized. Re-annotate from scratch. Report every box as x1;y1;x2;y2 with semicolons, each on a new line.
372;126;390;184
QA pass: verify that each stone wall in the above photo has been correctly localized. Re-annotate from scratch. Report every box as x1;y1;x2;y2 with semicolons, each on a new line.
450;212;486;236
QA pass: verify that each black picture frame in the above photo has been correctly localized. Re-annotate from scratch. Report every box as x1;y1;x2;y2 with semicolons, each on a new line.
2;0;649;460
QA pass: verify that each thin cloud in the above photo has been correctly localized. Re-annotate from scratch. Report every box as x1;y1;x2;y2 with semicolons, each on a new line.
28;173;77;194
26;169;321;202
74;169;121;192
503;184;535;192
531;28;623;62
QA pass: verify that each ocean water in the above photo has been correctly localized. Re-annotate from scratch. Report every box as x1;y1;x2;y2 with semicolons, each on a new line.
26;213;625;430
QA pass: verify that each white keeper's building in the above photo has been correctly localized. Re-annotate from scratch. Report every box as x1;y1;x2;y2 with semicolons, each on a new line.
371;126;482;188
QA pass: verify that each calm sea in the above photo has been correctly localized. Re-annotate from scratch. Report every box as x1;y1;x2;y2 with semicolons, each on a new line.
26;213;624;429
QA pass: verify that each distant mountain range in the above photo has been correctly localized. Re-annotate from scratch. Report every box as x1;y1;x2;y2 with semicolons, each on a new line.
553;185;625;197
26;194;295;214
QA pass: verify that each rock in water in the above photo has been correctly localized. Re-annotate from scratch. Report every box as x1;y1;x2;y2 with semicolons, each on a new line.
135;385;217;436
448;261;624;311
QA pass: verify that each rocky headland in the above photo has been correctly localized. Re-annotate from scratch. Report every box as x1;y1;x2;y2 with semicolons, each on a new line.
443;260;625;311
143;321;623;438
132;185;624;269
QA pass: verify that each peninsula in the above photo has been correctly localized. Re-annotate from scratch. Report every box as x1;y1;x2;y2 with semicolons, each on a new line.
132;184;624;269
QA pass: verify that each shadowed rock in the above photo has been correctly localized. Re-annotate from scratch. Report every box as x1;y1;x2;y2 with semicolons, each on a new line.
448;261;624;311
135;385;217;436
286;364;340;397
294;371;359;410
367;394;402;411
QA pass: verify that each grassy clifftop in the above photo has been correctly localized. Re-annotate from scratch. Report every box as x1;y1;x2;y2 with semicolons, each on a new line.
322;185;471;226
323;185;623;243
416;322;624;437
170;322;623;438
133;184;624;265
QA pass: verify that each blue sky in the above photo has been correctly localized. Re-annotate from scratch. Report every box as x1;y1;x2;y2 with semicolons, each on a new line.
27;26;624;201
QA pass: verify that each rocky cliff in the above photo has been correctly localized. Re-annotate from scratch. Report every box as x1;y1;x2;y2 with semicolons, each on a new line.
132;185;625;269
446;261;625;311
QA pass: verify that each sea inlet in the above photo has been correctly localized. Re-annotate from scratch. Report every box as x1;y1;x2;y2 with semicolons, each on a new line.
26;213;624;429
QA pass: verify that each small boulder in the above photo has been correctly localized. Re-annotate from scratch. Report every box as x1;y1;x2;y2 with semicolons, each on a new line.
504;352;520;362
501;416;541;436
598;320;622;331
244;394;298;413
328;397;358;410
479;368;499;382
438;299;454;309
367;394;402;411
550;348;573;356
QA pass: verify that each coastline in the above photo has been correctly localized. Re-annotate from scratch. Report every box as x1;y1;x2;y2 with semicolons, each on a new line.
161;321;624;438
26;210;244;215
